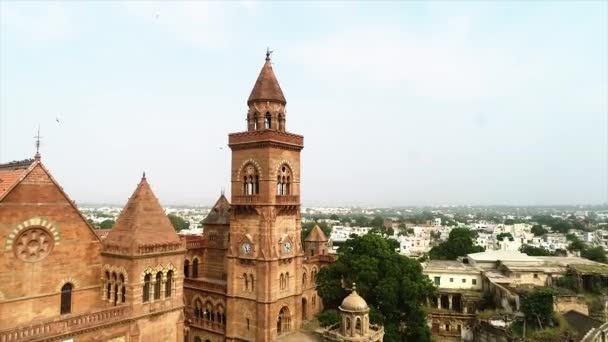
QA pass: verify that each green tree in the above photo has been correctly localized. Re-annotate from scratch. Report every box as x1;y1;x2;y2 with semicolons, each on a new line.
581;246;608;263
167;214;189;231
496;232;514;241
551;220;572;234
330;214;340;220
370;215;384;228
99;219;115;229
354;215;370;227
504;219;515;225
317;309;340;327
521;288;554;329
567;236;586;253
519;245;555;256
429;228;484;260
316;234;435;342
531;225;548;236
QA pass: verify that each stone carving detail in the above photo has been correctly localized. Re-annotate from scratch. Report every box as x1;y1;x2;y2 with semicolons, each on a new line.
14;227;54;262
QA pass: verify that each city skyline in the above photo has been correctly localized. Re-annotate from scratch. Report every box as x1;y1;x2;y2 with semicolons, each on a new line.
1;1;606;207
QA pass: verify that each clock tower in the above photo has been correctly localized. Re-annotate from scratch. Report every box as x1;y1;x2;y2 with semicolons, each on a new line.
225;51;305;341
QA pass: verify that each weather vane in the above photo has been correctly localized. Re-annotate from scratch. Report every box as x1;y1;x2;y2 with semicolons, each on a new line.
34;126;42;160
266;47;273;60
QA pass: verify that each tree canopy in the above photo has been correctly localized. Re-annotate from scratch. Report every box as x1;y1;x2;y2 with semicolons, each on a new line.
429;228;484;260
521;288;554;330
99;219;115;230
316;234;435;342
519;245;555;256
581;246;608;263
531;225;548;236
168;214;189;231
496;232;514;241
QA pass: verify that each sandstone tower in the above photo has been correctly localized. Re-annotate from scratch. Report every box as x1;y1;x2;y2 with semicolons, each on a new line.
225;51;305;341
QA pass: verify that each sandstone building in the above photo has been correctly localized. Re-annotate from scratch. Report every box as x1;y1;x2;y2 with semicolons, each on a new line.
0;52;334;342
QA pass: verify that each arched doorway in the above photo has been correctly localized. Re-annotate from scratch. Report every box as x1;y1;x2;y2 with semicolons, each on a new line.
277;306;291;336
302;298;308;320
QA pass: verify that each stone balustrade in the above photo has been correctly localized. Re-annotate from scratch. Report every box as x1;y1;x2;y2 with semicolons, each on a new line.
0;306;127;342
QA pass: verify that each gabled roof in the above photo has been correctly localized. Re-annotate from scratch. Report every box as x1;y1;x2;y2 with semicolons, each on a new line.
0;158;101;242
202;194;231;225
247;54;286;105
305;224;328;242
103;174;181;253
0;159;34;198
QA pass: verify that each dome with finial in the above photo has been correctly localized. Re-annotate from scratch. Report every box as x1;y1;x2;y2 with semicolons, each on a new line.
340;283;369;312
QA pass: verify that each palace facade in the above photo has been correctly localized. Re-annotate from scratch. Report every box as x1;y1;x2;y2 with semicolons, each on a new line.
0;53;334;342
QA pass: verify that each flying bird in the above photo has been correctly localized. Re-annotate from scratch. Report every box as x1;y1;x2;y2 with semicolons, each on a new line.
56;117;61;123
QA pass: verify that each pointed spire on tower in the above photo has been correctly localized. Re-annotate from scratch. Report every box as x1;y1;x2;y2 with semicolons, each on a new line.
248;49;286;105
34;126;42;161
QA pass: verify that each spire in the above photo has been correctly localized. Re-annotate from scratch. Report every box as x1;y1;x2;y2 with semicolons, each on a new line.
247;49;286;105
103;175;182;254
202;193;231;225
305;224;329;242
34;126;42;161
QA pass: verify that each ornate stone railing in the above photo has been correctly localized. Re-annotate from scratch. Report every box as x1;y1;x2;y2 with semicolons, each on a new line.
184;278;227;294
189;317;225;334
275;195;299;205
0;306;127;342
232;195;260;205
228;130;304;147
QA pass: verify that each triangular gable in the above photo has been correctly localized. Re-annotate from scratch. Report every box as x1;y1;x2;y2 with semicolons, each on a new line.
0;160;101;242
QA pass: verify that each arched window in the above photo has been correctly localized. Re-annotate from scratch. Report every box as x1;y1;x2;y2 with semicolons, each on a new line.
311;269;317;284
253;113;259;130
264;112;271;129
277;165;292;195
154;272;162;300
105;271;111;300
121;285;126;303
114;283;119;305
278;113;283;131
60;283;73;315
277;306;291;335
184;260;190;278
143;274;151;302
285;272;289;289
356;317;362;335
165;270;173;297
242;164;259;196
194;337;202;342
192;258;199;278
244;273;249;291
302;273;307;288
205;302;213;320
195;299;203;318
250;274;254;291
280;273;285;289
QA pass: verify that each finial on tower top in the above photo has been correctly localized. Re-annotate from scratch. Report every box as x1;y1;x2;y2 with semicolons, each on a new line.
34;126;42;161
352;282;357;291
142;171;146;180
266;47;273;61
221;187;225;196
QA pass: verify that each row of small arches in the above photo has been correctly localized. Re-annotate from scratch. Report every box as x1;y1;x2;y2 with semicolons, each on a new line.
104;271;126;305
193;299;226;325
251;112;285;131
241;163;293;196
184;258;199;278
302;269;318;288
142;270;174;302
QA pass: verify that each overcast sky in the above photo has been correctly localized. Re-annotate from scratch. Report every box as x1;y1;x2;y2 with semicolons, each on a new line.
0;1;606;207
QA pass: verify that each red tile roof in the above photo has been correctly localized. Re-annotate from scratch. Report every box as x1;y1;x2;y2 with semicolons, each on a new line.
0;159;34;198
247;54;286;105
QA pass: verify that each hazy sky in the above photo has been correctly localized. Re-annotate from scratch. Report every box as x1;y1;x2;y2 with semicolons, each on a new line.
1;1;606;207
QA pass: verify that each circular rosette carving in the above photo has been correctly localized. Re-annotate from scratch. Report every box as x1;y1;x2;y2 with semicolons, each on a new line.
14;227;54;262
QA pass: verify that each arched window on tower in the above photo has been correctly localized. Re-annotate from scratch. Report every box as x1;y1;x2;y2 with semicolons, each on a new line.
105;271;111;300
195;299;203;318
250;274;255;291
264;112;271;129
60;283;73;315
253;113;259;130
143;274;151;302
277;165;292;195
192;258;199;278
184;260;190;278
302;272;307;288
244;273;249;291
278;113;283;131
165;270;173;298
154;272;162;300
242;164;259;196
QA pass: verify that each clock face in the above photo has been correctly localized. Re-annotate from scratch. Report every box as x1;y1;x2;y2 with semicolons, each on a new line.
242;242;252;254
284;241;292;254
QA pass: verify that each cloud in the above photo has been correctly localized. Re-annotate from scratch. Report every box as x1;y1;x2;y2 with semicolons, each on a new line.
0;2;72;43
